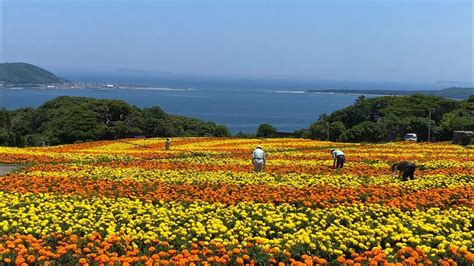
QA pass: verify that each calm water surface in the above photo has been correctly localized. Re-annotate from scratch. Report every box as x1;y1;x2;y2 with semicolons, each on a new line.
2;86;373;133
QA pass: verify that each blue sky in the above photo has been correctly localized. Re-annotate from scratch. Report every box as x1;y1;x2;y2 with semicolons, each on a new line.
1;0;472;84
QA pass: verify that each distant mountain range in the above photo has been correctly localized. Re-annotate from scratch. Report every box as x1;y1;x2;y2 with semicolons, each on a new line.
308;87;473;100
0;62;67;85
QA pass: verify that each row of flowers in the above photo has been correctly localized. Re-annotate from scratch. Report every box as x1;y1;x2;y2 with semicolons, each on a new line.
0;193;473;264
1;175;472;209
0;138;472;164
20;163;474;189
1;232;473;265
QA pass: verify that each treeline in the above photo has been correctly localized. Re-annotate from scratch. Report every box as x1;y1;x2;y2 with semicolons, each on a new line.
0;96;229;146
295;94;474;142
1;94;473;147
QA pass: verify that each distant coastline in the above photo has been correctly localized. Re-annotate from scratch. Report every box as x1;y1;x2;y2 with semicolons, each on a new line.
0;62;151;90
306;87;473;100
1;82;150;90
2;62;472;100
4;82;472;100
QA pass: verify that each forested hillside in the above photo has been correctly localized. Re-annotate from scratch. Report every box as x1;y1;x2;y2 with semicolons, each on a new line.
0;62;66;85
0;96;229;146
299;94;474;142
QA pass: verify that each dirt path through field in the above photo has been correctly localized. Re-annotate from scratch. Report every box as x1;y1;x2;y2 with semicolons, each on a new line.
0;165;19;176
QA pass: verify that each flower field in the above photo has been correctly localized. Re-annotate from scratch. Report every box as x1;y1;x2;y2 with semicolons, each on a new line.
0;138;473;266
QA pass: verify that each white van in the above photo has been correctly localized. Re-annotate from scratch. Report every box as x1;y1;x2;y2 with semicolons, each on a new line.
404;133;417;142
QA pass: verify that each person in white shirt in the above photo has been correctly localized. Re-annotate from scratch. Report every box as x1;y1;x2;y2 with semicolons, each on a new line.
331;149;345;169
252;145;266;172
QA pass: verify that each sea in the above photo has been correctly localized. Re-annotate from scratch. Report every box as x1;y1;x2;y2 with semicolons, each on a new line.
0;76;447;133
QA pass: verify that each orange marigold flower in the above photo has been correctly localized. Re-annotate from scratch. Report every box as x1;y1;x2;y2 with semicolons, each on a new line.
465;253;474;263
336;256;346;263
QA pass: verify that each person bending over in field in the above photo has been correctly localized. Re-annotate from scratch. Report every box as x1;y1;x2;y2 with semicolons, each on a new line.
252;145;266;172
391;161;416;181
331;149;345;169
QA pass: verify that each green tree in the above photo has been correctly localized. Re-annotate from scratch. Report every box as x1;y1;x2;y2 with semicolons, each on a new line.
307;113;330;140
11;108;35;136
402;117;433;141
381;113;405;141
32;97;144;144
0;108;12;129
256;123;277;138
213;125;231;137
308;121;327;140
435;106;474;140
328;121;346;141
142;106;170;137
0;108;27;146
0;128;16;146
340;121;386;142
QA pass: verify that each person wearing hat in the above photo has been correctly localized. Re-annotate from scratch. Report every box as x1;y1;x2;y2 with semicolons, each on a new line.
165;138;171;150
331;149;345;169
252;145;266;172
